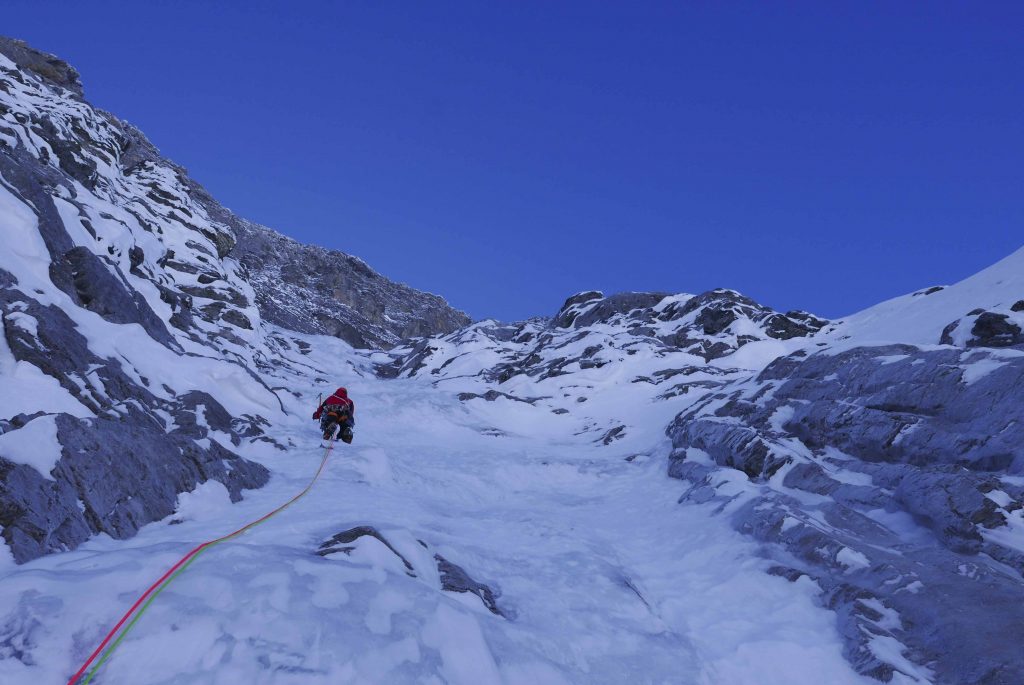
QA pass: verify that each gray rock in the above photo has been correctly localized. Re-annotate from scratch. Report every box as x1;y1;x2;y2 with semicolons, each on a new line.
386;286;831;383
457;390;541;404
49;246;177;349
968;312;1023;348
553;291;668;329
667;344;1024;682
318;526;416;575
231;220;470;349
673;289;827;342
1;412;268;563
0;37;83;98
598;425;626;445
0;270;269;563
756;346;1024;471
941;309;1024;349
435;553;507;617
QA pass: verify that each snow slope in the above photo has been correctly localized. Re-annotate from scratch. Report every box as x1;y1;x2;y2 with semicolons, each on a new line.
833;245;1024;346
0;37;870;685
0;331;871;685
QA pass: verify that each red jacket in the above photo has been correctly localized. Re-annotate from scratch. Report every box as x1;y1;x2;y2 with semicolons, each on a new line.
313;387;355;419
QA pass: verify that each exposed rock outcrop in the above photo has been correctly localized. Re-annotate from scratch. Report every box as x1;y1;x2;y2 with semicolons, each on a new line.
667;344;1024;683
231;221;470;349
380;289;830;383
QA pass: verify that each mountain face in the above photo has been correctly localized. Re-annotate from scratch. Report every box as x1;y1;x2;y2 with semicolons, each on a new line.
375;255;1024;684
1;35;1023;685
0;36;465;564
231;220;470;349
0;37;468;350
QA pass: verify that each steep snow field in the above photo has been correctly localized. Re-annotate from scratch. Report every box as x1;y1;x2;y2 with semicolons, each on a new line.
0;332;870;685
834;245;1024;345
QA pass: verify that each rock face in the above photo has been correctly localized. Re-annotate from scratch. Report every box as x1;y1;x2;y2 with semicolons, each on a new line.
0;37;282;563
0;262;272;562
666;344;1024;684
2;410;268;563
0;36;467;353
231;221;470;349
657;263;1024;684
0;38;83;98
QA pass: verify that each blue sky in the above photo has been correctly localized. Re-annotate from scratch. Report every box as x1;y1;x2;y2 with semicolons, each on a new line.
5;2;1022;322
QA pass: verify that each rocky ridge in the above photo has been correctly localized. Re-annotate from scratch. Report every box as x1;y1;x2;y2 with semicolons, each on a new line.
379;287;827;383
231;220;470;349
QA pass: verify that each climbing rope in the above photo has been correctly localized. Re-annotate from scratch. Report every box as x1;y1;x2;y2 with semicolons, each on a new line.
66;441;335;685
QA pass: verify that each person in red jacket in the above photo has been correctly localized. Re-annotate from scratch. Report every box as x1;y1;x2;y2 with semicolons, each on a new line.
313;387;355;443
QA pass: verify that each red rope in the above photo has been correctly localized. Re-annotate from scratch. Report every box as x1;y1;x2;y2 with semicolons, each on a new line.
66;441;334;684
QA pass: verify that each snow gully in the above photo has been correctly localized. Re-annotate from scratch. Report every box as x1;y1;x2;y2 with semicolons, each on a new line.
66;442;337;685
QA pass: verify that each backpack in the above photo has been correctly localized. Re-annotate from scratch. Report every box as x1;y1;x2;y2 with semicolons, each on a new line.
322;401;351;424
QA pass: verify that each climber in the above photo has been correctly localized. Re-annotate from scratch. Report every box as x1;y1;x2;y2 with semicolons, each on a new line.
313;387;355;444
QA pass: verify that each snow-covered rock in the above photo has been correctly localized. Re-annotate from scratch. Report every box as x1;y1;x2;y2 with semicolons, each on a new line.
372;263;1024;683
379;288;827;383
831;244;1024;347
0;35;463;564
232;220;470;348
667;343;1024;683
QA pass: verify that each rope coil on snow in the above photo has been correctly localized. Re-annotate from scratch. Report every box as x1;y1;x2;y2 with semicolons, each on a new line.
67;441;335;685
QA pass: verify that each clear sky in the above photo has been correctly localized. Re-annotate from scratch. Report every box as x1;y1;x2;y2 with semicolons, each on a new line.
4;2;1022;322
